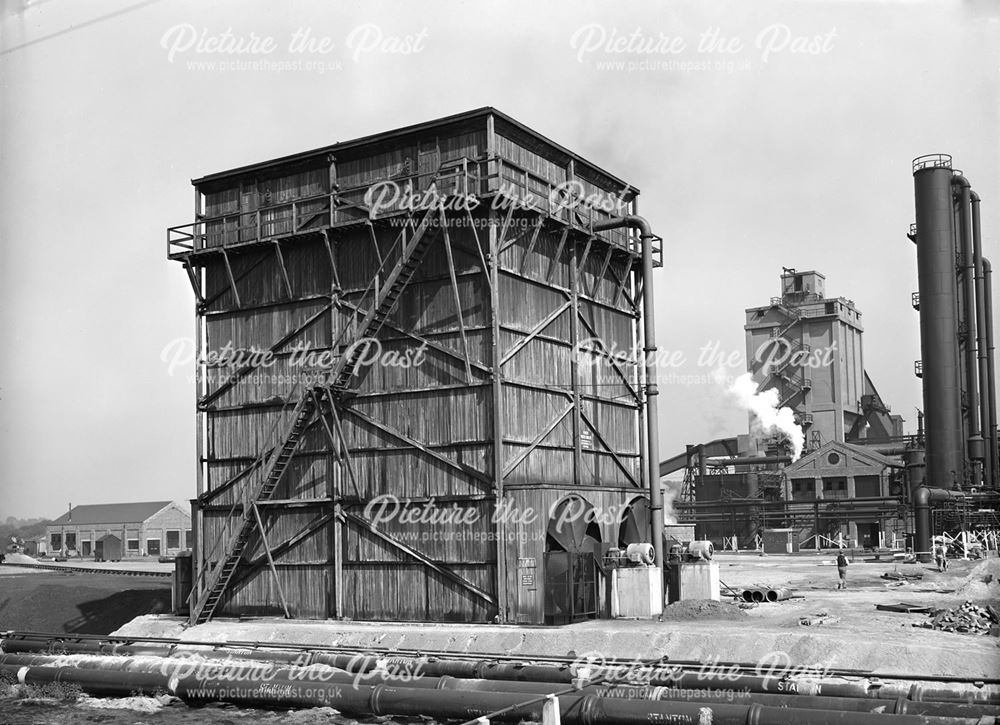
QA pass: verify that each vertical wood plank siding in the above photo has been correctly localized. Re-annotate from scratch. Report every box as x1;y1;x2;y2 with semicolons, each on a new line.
188;114;646;623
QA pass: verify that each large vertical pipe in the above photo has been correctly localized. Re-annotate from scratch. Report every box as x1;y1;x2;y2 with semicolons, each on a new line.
913;159;965;490
972;193;992;487
592;216;662;566
954;176;983;484
985;258;998;488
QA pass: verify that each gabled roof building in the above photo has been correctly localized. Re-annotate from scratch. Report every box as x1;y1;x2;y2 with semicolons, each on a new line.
46;501;191;558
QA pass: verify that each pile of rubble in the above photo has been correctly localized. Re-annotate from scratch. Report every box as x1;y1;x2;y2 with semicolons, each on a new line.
913;601;1000;635
881;571;922;582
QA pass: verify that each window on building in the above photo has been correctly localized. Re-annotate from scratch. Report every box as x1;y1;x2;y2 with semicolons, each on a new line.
64;533;76;549
822;478;848;499
855;475;881;498
50;533;62;550
127;539;140;551
185;530;192;548
790;478;815;501
166;530;180;549
147;539;161;556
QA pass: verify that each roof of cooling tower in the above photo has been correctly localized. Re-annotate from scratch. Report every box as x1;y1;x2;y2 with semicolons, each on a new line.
190;106;637;193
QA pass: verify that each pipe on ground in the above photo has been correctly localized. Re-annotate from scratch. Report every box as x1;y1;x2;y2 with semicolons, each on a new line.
765;587;793;602
4;652;998;718
4;650;1000;707
1;662;993;725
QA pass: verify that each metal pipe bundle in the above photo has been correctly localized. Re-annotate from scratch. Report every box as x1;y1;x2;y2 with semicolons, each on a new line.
1;657;995;724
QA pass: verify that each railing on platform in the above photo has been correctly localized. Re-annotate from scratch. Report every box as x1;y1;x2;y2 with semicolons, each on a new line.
168;154;662;266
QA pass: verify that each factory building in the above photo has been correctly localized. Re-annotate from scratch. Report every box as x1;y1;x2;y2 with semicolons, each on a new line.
673;156;1000;554
46;502;191;558
168;108;663;625
672;271;910;548
781;442;902;548
744;268;904;451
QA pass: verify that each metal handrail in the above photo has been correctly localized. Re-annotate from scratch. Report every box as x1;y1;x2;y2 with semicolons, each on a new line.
912;154;952;172
168;152;652;261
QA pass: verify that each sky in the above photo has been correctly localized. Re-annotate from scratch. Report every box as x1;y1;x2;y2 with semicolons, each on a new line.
1;0;998;518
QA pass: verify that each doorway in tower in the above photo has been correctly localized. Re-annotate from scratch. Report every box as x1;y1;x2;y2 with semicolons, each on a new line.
543;496;601;625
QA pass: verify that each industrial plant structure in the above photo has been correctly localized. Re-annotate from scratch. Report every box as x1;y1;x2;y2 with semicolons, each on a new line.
168;108;664;625
665;269;912;547
909;154;999;559
170;113;998;625
669;156;1000;557
745;268;903;449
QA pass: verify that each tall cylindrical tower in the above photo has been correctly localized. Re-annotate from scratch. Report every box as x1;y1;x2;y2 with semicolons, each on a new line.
913;155;965;490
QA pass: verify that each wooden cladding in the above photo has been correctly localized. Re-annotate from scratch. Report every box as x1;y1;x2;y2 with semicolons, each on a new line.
182;111;648;624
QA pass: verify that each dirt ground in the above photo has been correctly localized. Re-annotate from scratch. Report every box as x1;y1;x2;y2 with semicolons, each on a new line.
3;553;175;574
0;566;172;634
714;550;1000;622
110;553;1000;680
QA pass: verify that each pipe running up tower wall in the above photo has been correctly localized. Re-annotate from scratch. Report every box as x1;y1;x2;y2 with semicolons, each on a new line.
985;257;999;488
954;176;985;484
592;215;664;566
972;188;996;488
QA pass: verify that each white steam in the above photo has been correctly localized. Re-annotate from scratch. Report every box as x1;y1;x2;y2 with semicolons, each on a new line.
662;480;682;525
727;372;805;461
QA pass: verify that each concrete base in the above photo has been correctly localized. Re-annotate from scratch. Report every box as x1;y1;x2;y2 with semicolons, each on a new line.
611;566;663;618
678;561;720;601
111;608;998;678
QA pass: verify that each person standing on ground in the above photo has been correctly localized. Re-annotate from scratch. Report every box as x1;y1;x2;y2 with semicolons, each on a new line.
836;549;849;589
934;541;948;572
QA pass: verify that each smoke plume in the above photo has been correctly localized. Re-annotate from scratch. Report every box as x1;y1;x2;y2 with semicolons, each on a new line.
728;372;805;461
661;480;682;525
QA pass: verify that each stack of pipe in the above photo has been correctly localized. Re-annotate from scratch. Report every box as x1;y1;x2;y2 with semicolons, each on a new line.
739;587;792;603
2;633;999;723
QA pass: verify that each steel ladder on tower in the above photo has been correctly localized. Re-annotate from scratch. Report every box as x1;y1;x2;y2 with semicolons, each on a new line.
190;206;439;624
329;205;438;396
191;392;318;624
